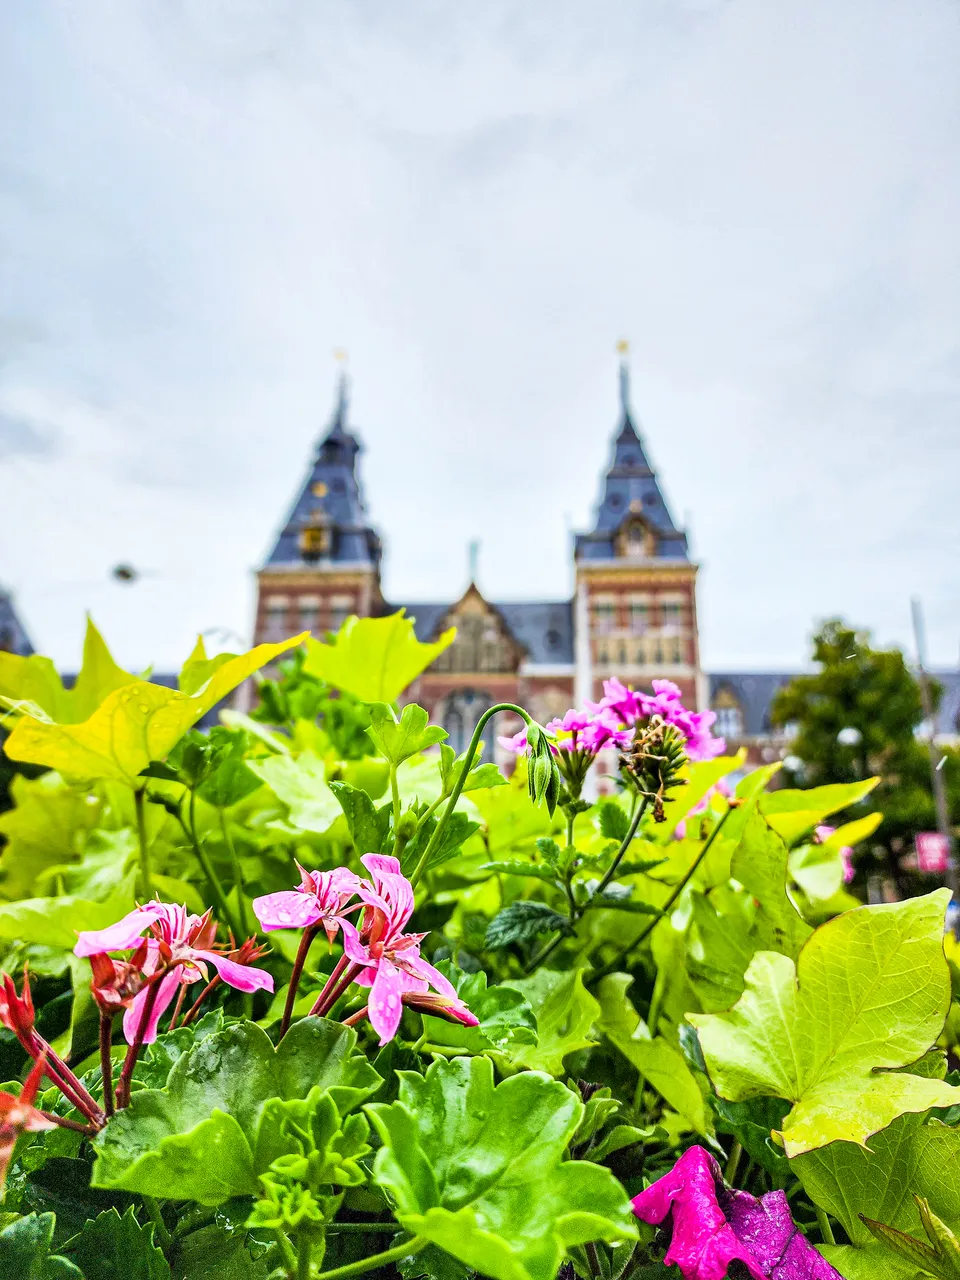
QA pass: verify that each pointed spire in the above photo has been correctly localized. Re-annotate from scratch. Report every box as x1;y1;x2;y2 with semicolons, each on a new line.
327;353;349;439
617;339;630;419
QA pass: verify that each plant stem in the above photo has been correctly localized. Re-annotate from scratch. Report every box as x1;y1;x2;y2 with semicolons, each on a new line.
591;806;734;982
308;952;350;1018
815;1205;836;1246
311;960;361;1018
409;703;533;889
342;1005;368;1028
168;982;188;1031
314;1237;427;1280
280;925;319;1038
326;1222;398;1234
275;1228;298;1277
181;976;220;1027
183;790;241;938
219;809;250;935
143;1196;172;1247
134;786;153;899
116;976;164;1108
595;796;650;896
724;1140;743;1186
390;764;401;834
297;1231;312;1280
523;796;652;975
585;1241;602;1278
99;1013;115;1117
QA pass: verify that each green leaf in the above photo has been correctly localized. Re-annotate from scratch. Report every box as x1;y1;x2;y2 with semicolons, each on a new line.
63;1207;170;1279
367;703;447;765
480;861;560;884
712;1095;791;1177
403;812;480;875
589;897;663;916
598;801;630;842
0;878;135;950
92;1018;382;1205
596;974;708;1133
759;777;879;845
501;969;600;1076
4;635;306;786
246;752;342;834
418;963;537;1056
689;890;960;1156
0;617;137;724
302;610;455;703
330;780;391;853
0;1213;83;1279
0;773;103;901
366;1056;637;1280
730;811;812;956
485;901;573;950
169;1223;268;1280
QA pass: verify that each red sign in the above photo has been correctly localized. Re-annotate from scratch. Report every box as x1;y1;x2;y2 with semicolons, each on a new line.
915;832;951;874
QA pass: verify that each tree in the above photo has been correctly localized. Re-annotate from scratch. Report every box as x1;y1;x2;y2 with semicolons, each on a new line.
771;619;960;878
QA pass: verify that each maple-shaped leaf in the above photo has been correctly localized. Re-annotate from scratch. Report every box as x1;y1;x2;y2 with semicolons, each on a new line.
4;634;306;786
302;610;455;703
0;616;137;724
366;1056;637;1280
689;890;960;1156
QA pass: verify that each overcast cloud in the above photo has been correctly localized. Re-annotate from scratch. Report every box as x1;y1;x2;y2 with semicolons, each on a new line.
1;0;958;672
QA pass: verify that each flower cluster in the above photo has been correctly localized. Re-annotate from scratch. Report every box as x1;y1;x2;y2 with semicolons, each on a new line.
633;1145;841;1279
254;854;478;1045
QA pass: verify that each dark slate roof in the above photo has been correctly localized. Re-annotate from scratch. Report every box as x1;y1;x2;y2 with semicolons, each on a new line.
0;589;34;656
395;600;575;666
575;362;689;562
264;373;382;569
708;672;797;737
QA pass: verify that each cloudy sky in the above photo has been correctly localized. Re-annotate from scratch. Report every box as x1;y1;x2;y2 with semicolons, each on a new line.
1;0;958;673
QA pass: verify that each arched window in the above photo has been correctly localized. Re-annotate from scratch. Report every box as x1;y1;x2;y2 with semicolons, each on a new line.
443;690;494;758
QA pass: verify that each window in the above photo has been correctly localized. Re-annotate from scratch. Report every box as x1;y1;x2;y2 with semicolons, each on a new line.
592;597;616;634
666;636;683;663
297;596;320;635
625;525;648;558
713;688;744;740
628;597;650;635
329;595;353;632
264;596;289;641
661;601;683;634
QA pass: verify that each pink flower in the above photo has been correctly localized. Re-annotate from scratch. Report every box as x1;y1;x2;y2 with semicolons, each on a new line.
400;990;480;1028
340;854;465;1045
814;827;855;884
599;677;726;762
633;1146;840;1279
253;864;362;940
75;902;274;1045
498;729;530;754
0;1055;57;1198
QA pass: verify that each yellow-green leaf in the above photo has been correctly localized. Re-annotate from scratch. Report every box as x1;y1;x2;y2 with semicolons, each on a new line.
689;891;960;1156
302;610;455;703
0;616;137;724
4;635;306;786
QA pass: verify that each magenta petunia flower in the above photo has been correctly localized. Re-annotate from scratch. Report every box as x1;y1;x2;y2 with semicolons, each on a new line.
74;902;274;1045
632;1146;841;1279
340;854;463;1045
253;864;362;939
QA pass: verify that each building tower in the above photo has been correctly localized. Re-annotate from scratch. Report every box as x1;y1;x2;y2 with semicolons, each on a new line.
253;371;383;645
573;350;705;709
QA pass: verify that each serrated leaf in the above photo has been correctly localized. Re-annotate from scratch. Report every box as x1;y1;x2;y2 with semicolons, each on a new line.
0;773;103;901
367;703;447;765
590;898;663;916
0;617;137;724
246;752;342;834
439;743;506;797
598;801;630;842
0;1213;83;1279
501;968;600;1076
596;974;707;1133
614;858;668;876
690;891;960;1156
63;1207;170;1279
4;636;306;786
330;780;391;853
404;812;480;875
366;1056;637;1280
485;901;573;950
92;1019;381;1205
302;610;455;703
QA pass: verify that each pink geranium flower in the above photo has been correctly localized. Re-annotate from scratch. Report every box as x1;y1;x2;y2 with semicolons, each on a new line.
633;1146;840;1279
253;864;362;940
340;854;466;1045
0;1055;58;1197
74;902;274;1045
598;677;726;763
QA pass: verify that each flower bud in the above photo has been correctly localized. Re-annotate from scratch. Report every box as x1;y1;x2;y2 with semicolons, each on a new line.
526;721;562;817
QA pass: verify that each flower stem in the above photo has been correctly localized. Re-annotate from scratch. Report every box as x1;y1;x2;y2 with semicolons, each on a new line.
134;786;153;900
99;1012;115;1117
311;959;361;1018
116;976;164;1108
594;796;650;896
219;809;250;934
280;925;319;1038
815;1205;836;1246
143;1196;172;1247
409;703;532;890
181;976;220;1027
313;1237;427;1280
724;1140;743;1185
182;791;241;939
296;1231;312;1280
342;1005;368;1028
591;805;734;983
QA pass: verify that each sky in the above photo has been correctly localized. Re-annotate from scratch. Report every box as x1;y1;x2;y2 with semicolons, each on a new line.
1;0;958;674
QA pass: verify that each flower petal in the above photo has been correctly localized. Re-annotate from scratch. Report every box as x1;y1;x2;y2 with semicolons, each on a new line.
74;905;165;957
193;950;274;994
121;969;183;1045
339;919;374;968
367;958;406;1045
252;890;322;932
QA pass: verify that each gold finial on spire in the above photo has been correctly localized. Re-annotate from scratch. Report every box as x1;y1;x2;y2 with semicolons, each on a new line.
616;338;629;356
333;348;348;364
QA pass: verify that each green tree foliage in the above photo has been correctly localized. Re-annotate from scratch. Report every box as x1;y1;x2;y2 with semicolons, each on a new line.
771;617;960;857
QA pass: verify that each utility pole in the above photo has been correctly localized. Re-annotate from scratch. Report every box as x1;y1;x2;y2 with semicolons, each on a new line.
911;597;958;900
